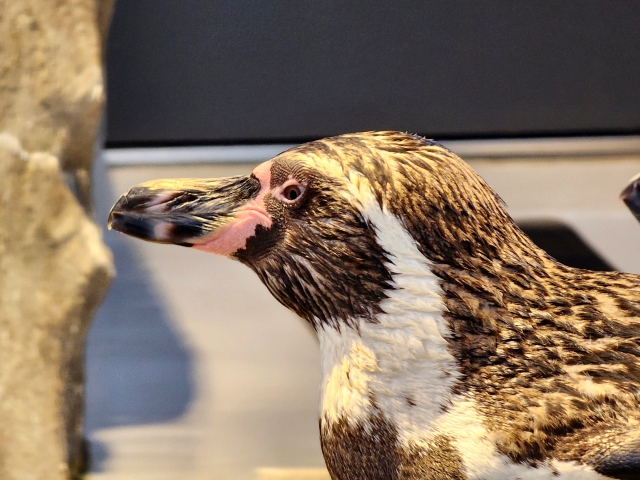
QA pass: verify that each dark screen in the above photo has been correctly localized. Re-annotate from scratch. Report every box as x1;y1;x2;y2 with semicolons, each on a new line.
106;1;640;145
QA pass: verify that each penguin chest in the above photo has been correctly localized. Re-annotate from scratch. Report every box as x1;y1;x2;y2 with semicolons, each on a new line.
317;318;466;479
316;321;609;480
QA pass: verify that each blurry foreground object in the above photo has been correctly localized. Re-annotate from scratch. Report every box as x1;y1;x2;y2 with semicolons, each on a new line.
111;132;640;479
621;172;640;222
0;1;115;479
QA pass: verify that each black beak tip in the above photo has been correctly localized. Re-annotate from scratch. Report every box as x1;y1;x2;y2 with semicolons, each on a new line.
107;210;159;242
107;208;117;231
107;192;155;240
107;194;204;246
107;195;129;231
106;210;122;233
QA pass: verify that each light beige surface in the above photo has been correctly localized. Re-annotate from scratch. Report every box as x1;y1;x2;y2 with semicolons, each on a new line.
255;469;331;480
469;155;640;274
87;154;640;479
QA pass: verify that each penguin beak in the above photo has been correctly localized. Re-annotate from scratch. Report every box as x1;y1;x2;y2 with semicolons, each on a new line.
108;174;263;248
621;173;640;222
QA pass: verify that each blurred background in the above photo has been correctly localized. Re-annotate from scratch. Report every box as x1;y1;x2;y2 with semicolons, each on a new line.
86;2;640;479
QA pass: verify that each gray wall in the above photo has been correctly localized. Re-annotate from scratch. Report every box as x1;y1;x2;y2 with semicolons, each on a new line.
106;1;640;145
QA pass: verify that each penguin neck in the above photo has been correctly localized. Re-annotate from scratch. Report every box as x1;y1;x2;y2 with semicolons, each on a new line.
317;308;459;439
317;206;460;439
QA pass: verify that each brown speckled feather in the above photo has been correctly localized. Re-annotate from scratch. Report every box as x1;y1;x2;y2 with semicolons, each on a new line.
109;131;640;479
300;132;640;477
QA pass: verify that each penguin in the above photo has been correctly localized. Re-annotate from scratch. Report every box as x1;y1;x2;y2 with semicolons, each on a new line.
109;131;640;480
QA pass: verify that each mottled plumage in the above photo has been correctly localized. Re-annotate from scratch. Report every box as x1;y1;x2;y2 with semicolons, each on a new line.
109;132;640;479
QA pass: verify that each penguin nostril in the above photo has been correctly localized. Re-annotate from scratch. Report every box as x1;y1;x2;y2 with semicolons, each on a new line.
163;192;199;211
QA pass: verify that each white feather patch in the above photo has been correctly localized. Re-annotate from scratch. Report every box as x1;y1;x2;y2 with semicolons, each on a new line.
317;184;606;479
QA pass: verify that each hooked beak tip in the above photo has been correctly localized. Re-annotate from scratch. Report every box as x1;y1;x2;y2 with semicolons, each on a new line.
107;206;119;231
106;210;121;232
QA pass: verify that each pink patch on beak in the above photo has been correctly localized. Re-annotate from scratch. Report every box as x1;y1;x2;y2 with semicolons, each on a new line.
193;161;273;256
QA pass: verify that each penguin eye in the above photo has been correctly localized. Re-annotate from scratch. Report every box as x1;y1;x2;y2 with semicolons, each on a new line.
284;185;302;201
274;180;306;205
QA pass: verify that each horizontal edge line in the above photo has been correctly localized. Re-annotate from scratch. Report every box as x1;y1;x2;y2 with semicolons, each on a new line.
103;136;640;166
446;136;640;158
103;144;299;166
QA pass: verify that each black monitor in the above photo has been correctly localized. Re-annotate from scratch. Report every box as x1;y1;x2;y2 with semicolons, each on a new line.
106;1;640;146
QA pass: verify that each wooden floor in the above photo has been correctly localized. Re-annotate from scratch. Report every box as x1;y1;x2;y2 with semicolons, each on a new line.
86;152;640;479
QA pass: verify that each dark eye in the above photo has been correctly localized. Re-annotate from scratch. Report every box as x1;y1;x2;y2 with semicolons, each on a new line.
283;185;302;201
275;179;307;204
